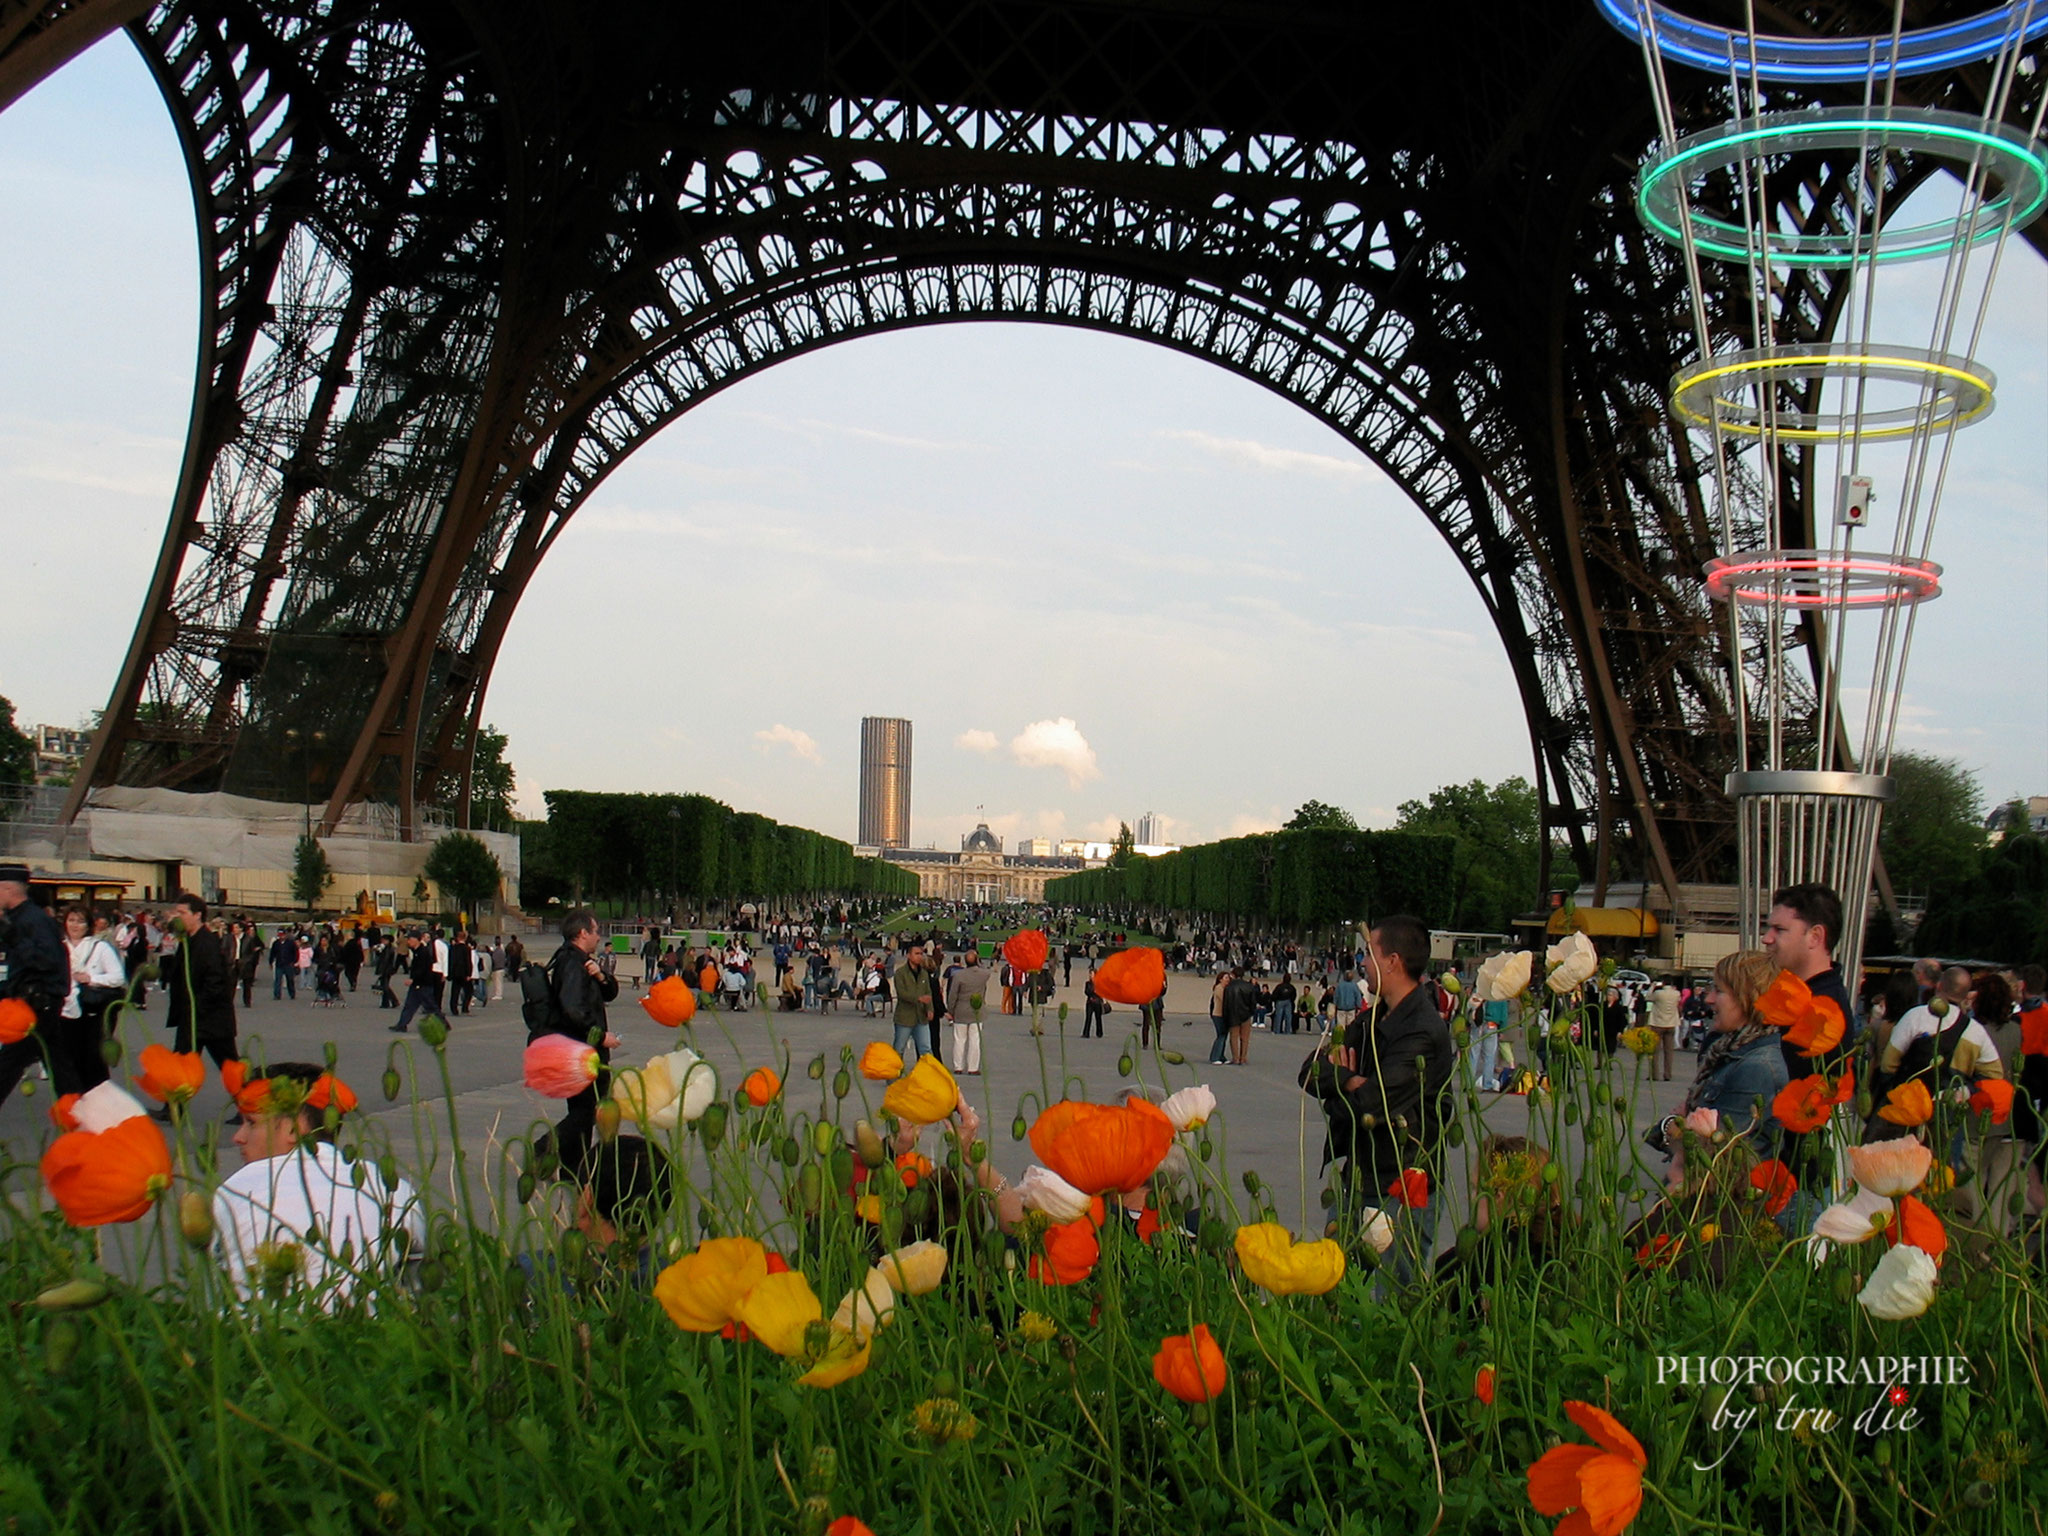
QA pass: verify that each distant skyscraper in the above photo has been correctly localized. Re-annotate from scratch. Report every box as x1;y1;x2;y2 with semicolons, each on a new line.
1136;811;1163;846
859;717;913;848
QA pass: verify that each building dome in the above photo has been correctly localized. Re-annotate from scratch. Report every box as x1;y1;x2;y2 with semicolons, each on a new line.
962;822;1002;854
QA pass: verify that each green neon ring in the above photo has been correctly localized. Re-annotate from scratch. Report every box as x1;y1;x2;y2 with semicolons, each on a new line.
1638;107;2048;267
1671;343;1996;440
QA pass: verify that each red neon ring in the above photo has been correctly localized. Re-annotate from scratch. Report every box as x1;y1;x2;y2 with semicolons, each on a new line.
1702;552;1941;609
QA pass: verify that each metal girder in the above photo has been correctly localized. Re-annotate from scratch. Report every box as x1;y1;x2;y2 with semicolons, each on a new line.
10;0;2040;894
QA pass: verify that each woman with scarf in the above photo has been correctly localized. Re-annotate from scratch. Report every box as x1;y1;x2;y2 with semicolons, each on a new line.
1650;951;1789;1178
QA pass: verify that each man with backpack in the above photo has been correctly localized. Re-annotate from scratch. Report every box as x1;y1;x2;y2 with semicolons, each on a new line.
525;908;620;1177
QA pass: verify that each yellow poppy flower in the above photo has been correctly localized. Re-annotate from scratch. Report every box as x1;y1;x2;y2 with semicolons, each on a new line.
733;1270;824;1357
1233;1221;1346;1296
653;1237;768;1332
797;1328;872;1388
881;1054;960;1125
879;1239;948;1296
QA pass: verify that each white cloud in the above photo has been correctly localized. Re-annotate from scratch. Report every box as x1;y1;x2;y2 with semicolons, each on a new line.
954;728;999;755
1009;717;1100;788
753;723;822;764
1160;428;1374;482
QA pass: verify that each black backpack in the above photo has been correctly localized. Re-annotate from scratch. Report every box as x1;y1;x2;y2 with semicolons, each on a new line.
521;953;564;1037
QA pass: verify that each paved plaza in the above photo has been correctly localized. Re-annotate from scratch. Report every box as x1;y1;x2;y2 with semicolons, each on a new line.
1;953;1698;1244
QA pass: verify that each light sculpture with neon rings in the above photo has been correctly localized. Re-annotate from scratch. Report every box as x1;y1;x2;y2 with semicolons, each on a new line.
1703;551;1942;610
1638;107;2048;266
1671;343;1996;440
1597;0;2048;82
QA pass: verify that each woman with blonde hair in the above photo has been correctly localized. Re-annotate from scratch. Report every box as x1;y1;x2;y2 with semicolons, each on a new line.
1652;951;1790;1172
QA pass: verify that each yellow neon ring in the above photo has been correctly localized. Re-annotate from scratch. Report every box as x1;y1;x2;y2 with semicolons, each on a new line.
1671;344;1996;441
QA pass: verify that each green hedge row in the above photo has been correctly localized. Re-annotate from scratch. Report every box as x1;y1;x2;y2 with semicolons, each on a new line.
1044;827;1455;929
522;791;918;905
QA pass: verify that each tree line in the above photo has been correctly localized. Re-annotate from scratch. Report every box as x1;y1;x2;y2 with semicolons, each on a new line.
1044;825;1457;931
519;790;917;911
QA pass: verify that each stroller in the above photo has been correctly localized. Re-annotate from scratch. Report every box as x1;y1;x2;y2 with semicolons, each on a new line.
313;956;344;1006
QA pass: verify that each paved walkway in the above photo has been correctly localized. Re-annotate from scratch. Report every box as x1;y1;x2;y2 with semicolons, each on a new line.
1;960;1702;1244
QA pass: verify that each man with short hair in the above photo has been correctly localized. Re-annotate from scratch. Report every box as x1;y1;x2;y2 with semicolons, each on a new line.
1222;965;1259;1065
212;1060;423;1307
1333;969;1364;1035
387;929;439;1033
0;863;70;1105
1760;882;1856;1196
892;942;932;1060
1299;914;1455;1288
162;891;239;1070
946;948;991;1076
537;908;621;1177
269;924;298;1000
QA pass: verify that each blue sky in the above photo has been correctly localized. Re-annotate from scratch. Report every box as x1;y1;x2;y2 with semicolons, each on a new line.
2;37;2042;850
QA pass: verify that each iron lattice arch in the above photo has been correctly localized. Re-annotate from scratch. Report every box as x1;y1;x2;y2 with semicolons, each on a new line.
8;0;2042;897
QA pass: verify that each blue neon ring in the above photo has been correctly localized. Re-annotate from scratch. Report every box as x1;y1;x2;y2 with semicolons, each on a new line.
1638;107;2048;266
1597;0;2048;82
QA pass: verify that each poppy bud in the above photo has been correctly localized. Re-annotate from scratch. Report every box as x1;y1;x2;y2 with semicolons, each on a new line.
419;1257;445;1292
809;1121;836;1157
932;1369;958;1397
559;1229;588;1270
323;1041;339;1070
805;1443;838;1494
1446;1121;1465;1148
351;1160;369;1190
1928;997;1951;1018
1197;1137;1213;1163
855;1120;887;1168
832;1070;851;1100
179;1190;214;1248
829;1146;854;1189
100;1037;123;1067
35;1278;110;1312
968;1139;986;1164
418;1014;448;1049
43;1316;82;1375
381;1068;402;1102
594;1100;622;1142
1318;1185;1336;1208
516;1172;536;1205
699;1102;728;1150
777;1136;801;1167
1241;1170;1261;1196
379;1155;401;1189
796;1496;832;1536
1058;1002;1070;1021
794;1164;822;1210
1011;1115;1028;1142
1117;1054;1134;1076
807;1054;826;1081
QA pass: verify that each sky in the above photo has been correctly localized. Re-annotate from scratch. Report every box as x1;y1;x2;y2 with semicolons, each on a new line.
1;36;2043;851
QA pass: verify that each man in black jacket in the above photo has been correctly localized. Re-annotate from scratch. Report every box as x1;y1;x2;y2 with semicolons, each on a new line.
1298;913;1453;1287
388;929;441;1033
158;892;240;1120
0;863;71;1105
536;908;620;1177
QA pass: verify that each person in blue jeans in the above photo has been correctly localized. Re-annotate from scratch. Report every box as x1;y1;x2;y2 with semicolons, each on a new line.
1272;977;1297;1035
269;928;297;1000
891;944;932;1060
1470;996;1507;1088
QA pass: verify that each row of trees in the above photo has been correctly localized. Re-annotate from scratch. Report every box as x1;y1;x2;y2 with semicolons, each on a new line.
1044;825;1456;931
520;790;917;911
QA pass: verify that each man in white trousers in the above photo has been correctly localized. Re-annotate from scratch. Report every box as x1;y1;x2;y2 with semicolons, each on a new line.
946;949;992;1077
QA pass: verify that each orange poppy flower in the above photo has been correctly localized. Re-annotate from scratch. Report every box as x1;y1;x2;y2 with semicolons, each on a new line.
218;1059;276;1116
132;1045;206;1106
49;1093;81;1131
1527;1400;1647;1536
1749;1159;1796;1217
0;996;36;1043
1831;1064;1856;1104
1002;929;1049;972
858;1041;903;1081
641;976;697;1028
825;1519;876;1536
1027;1215;1099;1285
1877;1080;1934;1128
1152;1324;1227;1404
1889;1194;1947;1263
1759;971;1846;1057
1772;1075;1833;1134
523;1036;600;1099
1029;1098;1175;1195
1476;1365;1497;1407
895;1150;935;1190
1968;1079;2014;1126
742;1068;782;1107
41;1111;173;1228
1093;946;1165;1005
1635;1232;1682;1270
1385;1168;1430;1209
304;1073;357;1114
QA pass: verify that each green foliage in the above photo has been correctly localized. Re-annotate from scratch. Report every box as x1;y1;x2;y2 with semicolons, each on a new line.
1047;827;1456;928
466;725;517;832
0;696;33;789
423;831;504;918
1881;752;1986;899
2;994;2040;1533
1914;831;2048;965
1393;776;1541;932
290;833;332;912
1282;799;1357;831
523;790;917;908
1108;821;1136;869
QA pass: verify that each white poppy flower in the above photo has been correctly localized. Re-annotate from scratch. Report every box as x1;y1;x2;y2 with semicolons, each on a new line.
1160;1085;1217;1132
1015;1165;1092;1224
72;1081;149;1133
1857;1243;1938;1320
